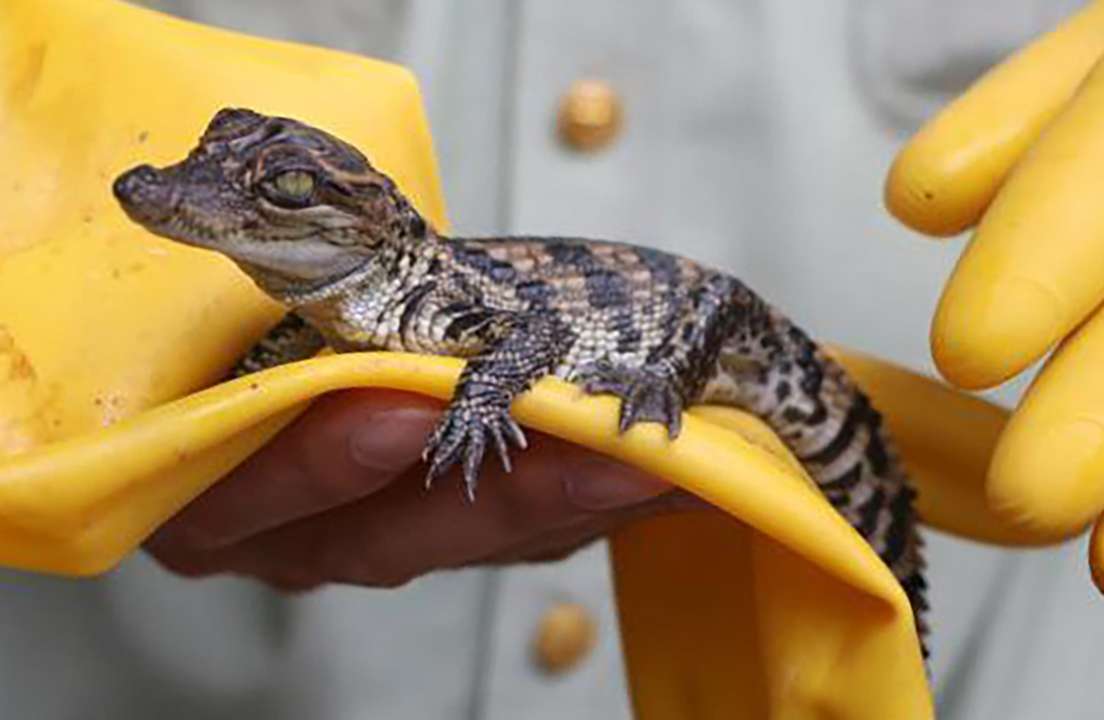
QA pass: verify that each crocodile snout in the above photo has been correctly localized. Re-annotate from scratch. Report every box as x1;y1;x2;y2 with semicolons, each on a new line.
113;164;175;223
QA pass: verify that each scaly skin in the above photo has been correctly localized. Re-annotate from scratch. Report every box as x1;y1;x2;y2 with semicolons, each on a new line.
113;108;928;645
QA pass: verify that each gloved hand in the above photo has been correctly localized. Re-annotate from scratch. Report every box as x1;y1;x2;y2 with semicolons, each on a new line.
884;1;1104;572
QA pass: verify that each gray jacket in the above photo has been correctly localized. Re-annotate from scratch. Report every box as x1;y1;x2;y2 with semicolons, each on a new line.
4;1;1096;717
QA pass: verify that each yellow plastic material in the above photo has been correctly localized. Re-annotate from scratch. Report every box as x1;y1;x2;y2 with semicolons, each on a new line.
886;1;1104;559
884;0;1104;239
986;311;1104;539
932;49;1104;391
1090;513;1104;594
0;1;1032;717
0;0;445;456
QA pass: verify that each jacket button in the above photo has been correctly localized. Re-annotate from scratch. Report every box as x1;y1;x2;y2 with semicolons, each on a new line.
557;79;623;152
532;602;597;674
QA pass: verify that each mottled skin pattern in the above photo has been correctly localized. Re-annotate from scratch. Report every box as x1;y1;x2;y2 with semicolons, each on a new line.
113;108;928;647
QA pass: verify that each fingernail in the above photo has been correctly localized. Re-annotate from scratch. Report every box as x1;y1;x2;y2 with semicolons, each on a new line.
350;409;437;472
564;458;671;511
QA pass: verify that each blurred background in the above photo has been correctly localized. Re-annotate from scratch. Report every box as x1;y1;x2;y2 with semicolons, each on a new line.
2;1;1097;718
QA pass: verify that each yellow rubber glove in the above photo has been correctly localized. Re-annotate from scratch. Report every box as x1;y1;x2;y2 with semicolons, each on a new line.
885;1;1104;549
0;1;1038;717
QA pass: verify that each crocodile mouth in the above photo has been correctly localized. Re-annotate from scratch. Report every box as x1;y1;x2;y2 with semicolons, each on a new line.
113;165;227;247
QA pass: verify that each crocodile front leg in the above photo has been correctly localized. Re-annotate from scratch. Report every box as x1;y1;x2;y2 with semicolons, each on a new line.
574;273;743;439
423;311;575;500
231;313;326;377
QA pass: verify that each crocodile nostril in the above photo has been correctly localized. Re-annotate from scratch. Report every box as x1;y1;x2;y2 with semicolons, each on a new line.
112;164;179;225
112;164;162;203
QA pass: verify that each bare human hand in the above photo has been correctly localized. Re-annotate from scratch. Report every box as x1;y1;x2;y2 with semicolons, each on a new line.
145;389;694;591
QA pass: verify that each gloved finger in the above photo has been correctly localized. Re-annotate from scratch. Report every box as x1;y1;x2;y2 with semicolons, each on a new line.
1088;511;1104;594
146;389;442;553
828;351;1016;544
884;1;1104;237
930;52;1104;389
149;434;672;587
985;306;1104;539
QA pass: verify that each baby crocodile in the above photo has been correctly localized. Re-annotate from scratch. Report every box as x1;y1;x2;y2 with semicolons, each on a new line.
113;108;927;641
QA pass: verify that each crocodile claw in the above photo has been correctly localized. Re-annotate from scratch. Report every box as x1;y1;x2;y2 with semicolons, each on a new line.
423;402;528;501
579;361;686;439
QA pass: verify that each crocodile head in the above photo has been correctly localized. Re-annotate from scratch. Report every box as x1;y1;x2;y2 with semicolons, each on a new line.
113;108;428;293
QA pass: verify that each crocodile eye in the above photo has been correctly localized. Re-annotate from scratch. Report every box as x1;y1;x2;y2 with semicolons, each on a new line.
273;170;315;199
262;170;316;207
